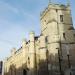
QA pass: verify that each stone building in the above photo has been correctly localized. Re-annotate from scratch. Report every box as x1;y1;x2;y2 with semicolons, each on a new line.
0;61;3;75
4;1;75;75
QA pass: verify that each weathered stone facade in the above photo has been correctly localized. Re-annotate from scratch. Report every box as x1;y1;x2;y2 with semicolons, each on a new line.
4;2;75;75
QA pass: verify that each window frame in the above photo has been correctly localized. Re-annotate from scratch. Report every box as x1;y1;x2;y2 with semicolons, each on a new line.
60;15;64;22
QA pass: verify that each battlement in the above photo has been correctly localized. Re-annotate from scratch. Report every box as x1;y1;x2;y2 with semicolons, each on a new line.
40;3;70;20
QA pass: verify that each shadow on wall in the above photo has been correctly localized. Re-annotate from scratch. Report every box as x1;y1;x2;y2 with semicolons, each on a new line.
4;63;28;75
4;4;75;75
4;42;75;75
4;53;69;75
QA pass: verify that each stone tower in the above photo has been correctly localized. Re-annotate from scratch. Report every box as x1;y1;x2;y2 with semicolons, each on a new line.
4;1;75;75
40;1;75;74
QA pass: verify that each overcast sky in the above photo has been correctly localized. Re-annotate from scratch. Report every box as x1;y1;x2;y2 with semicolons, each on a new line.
0;0;75;60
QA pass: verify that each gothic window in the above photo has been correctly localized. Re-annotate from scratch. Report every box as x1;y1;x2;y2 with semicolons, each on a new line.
60;15;64;22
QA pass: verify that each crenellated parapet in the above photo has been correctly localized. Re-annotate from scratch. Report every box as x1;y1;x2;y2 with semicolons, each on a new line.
40;3;70;20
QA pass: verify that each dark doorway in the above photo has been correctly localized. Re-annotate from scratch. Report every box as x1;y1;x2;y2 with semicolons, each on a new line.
23;69;27;75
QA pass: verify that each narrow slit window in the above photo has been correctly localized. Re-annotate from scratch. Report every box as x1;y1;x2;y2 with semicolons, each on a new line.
63;33;66;39
28;57;30;64
45;36;48;43
60;15;63;22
